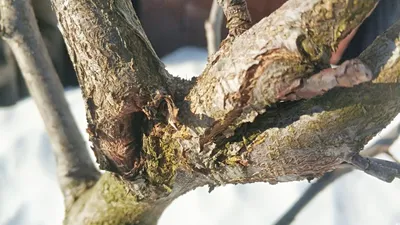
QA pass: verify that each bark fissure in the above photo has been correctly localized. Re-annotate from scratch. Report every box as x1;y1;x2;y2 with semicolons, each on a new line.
50;0;178;178
36;0;400;223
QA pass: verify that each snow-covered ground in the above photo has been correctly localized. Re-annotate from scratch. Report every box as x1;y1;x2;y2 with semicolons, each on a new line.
1;46;400;225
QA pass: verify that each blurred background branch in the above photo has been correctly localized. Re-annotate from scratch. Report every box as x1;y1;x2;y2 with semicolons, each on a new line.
205;0;223;55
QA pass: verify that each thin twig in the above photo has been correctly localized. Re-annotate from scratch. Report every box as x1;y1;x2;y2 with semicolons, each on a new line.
346;155;400;182
217;0;252;37
0;0;100;209
205;0;224;55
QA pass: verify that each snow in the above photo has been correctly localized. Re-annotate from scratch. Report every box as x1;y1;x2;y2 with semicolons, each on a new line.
1;46;400;225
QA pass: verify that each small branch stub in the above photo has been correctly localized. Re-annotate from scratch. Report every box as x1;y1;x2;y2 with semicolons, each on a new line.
217;0;252;37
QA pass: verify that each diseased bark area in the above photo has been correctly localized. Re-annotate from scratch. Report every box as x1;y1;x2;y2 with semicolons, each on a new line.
186;0;377;142
46;0;400;223
50;0;177;176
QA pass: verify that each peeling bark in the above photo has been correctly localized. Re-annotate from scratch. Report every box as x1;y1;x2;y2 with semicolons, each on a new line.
40;0;400;224
49;0;188;177
187;0;378;139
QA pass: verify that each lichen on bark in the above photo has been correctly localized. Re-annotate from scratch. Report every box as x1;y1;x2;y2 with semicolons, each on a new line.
43;0;400;224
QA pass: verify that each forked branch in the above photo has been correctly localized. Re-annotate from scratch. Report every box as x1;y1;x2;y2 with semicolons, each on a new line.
34;0;400;223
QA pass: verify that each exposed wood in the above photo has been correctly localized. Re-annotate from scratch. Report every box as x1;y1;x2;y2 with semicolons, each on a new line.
38;0;400;223
49;0;188;178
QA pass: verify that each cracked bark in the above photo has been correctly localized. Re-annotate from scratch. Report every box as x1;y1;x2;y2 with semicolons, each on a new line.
217;0;252;37
22;0;400;224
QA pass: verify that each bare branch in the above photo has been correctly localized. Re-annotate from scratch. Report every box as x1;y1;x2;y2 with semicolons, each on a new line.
217;0;252;37
187;0;379;143
278;59;373;101
276;162;391;225
176;13;400;186
205;0;224;55
0;0;99;208
48;0;182;178
41;0;400;223
346;155;400;182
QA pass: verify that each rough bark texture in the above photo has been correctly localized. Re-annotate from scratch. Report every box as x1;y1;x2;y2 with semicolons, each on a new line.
217;0;252;37
49;0;189;178
45;0;400;224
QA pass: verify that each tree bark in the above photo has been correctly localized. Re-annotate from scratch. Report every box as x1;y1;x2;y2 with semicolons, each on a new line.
41;0;400;223
49;0;192;178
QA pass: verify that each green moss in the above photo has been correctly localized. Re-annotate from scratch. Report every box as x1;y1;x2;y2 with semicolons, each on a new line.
65;173;149;225
101;173;138;204
143;125;181;185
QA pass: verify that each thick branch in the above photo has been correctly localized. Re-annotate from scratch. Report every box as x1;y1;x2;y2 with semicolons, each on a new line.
208;20;400;183
48;0;185;177
0;0;99;208
161;0;379;179
63;170;205;225
187;0;378;142
47;0;400;223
